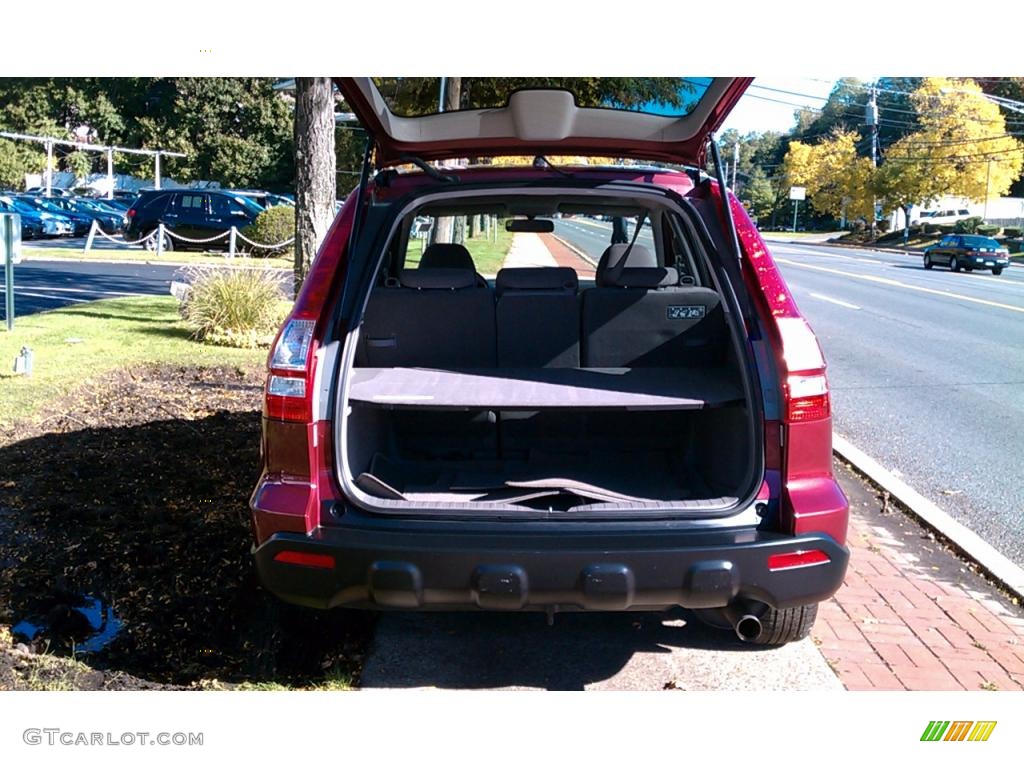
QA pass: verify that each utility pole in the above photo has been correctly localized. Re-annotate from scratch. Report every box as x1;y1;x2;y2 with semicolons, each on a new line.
45;140;53;197
865;87;879;238
984;159;992;221
732;140;739;190
106;148;114;199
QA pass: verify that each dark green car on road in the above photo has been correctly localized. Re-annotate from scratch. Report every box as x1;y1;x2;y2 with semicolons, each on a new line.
924;234;1011;275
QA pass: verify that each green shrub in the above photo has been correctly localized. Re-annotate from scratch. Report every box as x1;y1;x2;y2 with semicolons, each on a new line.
936;224;956;234
924;223;941;234
178;265;289;348
953;216;983;234
1006;239;1024;254
1002;226;1022;238
976;224;1002;236
242;205;295;256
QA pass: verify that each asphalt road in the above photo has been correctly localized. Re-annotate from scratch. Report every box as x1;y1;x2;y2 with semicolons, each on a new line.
553;218;1024;566
769;241;1024;566
1;260;179;316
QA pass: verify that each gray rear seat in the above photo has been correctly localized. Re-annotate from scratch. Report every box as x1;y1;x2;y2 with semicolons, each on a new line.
495;267;580;367
581;244;726;367
358;265;496;368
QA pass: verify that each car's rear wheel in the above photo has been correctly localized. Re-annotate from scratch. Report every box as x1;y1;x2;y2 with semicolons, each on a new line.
144;228;173;252
923;255;933;269
993;268;1003;275
750;603;819;646
694;602;819;646
949;256;960;272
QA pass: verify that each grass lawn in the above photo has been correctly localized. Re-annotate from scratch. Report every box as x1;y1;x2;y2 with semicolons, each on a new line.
405;228;514;275
24;246;292;269
0;296;266;428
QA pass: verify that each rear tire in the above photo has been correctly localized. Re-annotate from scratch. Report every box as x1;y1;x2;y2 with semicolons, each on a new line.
748;603;819;647
993;268;1003;275
923;255;933;269
144;228;173;252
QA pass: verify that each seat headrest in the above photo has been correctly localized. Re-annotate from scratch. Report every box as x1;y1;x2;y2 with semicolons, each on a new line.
596;243;657;276
398;268;477;290
495;267;578;295
601;266;680;289
420;242;475;270
596;244;677;288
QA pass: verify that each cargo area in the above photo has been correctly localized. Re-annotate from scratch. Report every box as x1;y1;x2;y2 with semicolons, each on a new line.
335;191;761;516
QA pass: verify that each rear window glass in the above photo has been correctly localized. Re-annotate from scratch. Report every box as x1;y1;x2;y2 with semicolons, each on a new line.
961;236;1001;248
403;208;660;278
371;77;713;118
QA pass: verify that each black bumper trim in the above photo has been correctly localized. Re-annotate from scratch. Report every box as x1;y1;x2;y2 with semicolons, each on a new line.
253;525;849;611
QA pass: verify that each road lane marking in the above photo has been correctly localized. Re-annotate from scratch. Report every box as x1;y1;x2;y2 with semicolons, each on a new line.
809;292;861;310
775;257;1024;315
9;290;90;303
3;286;145;297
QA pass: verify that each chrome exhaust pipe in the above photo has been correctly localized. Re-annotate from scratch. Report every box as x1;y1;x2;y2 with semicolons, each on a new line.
734;614;763;642
722;602;764;642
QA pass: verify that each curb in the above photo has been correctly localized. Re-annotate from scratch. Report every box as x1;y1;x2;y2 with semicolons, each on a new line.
833;433;1024;601
550;234;597;267
21;254;291;270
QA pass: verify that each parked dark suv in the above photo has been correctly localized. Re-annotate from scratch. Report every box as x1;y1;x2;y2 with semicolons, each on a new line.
125;189;264;251
251;78;850;646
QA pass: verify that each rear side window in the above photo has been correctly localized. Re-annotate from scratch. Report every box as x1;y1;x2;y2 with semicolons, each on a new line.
175;194;207;211
139;193;171;212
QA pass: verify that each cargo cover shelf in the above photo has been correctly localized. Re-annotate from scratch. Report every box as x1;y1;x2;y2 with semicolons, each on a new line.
347;366;742;411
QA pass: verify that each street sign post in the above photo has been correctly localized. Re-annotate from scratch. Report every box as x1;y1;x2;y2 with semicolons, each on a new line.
790;186;806;233
2;212;22;331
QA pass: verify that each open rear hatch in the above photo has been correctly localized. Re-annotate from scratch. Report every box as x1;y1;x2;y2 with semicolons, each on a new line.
333;77;752;166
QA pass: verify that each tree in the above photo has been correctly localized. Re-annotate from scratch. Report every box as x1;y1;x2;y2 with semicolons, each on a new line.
784;129;875;223
0;139;45;188
293;78;336;292
877;77;1024;240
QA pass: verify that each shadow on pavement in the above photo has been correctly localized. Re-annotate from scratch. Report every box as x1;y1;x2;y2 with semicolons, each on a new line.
362;608;767;691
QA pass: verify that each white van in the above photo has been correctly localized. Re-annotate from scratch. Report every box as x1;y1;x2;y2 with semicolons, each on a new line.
912;208;972;227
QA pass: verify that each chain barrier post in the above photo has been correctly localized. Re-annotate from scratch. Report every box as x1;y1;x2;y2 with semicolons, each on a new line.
229;226;237;259
156;223;164;258
83;219;97;254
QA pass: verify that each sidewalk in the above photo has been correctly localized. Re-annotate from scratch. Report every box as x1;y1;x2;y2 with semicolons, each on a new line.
818;464;1024;691
502;232;596;278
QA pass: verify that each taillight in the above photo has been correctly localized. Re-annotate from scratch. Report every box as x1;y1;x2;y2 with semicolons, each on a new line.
785;373;831;422
126;208;135;219
776;317;830;424
265;318;317;422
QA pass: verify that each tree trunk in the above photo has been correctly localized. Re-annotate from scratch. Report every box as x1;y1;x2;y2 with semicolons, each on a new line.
294;77;336;294
428;78;463;247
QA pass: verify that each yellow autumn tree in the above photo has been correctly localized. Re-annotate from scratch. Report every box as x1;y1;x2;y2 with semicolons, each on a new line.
783;129;875;222
878;77;1024;230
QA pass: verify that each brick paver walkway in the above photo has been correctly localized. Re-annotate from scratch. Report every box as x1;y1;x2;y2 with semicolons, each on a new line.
815;498;1024;691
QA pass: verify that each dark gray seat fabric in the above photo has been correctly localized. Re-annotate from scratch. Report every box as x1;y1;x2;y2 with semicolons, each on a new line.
495;267;580;367
358;267;496;367
582;245;727;367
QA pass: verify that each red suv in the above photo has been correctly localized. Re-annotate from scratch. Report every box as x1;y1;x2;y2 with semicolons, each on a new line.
250;78;849;646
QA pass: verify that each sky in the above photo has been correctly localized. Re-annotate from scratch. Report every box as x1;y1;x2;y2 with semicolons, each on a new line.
720;76;878;135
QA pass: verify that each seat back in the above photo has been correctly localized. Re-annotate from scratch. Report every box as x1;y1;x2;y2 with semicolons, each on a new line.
582;245;726;367
495;267;580;367
358;267;496;367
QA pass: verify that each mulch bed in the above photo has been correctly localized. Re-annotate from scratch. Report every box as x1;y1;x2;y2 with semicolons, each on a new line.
0;364;373;689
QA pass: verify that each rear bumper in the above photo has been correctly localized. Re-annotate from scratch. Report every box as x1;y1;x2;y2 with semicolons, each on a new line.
253;524;849;612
